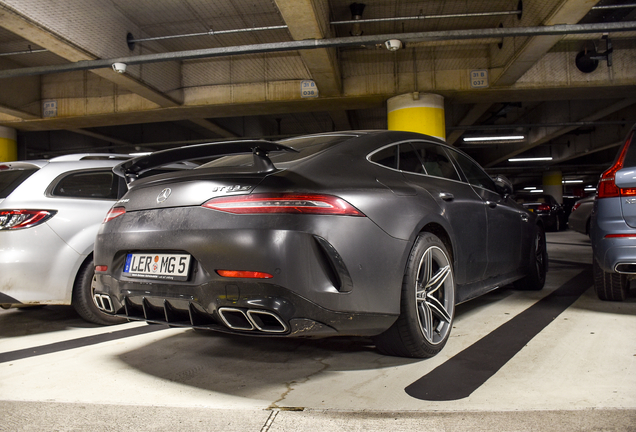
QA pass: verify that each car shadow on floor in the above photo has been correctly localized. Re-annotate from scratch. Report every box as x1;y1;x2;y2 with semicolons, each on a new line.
0;305;97;337
117;330;421;399
114;287;526;399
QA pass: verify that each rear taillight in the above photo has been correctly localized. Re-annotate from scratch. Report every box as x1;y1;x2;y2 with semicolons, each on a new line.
216;270;273;279
598;131;636;199
103;207;126;223
202;193;365;216
0;210;56;230
571;202;581;212
537;204;551;212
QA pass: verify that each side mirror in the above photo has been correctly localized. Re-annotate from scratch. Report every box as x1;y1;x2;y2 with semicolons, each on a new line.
493;174;514;196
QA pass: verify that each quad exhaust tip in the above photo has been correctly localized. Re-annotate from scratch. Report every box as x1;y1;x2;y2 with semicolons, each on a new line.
218;307;288;333
93;293;114;313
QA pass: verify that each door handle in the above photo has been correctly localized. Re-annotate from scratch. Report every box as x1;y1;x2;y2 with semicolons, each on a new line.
439;192;454;201
486;200;497;208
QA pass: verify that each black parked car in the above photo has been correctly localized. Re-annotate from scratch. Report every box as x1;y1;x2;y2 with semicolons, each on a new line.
514;192;566;231
94;131;547;358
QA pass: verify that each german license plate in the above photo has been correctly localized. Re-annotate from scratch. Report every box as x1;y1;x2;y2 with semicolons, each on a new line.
123;253;191;281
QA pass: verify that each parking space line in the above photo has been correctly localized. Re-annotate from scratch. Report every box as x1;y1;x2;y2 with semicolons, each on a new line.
0;324;169;364
405;267;592;401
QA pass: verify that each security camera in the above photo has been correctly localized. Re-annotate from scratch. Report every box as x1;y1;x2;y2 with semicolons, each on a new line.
112;62;127;74
384;39;402;51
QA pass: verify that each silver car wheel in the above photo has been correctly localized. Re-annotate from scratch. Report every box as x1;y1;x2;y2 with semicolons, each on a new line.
415;245;454;345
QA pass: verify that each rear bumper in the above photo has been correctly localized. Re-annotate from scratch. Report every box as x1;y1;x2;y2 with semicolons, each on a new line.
94;273;396;337
94;206;409;336
0;224;82;305
591;198;636;274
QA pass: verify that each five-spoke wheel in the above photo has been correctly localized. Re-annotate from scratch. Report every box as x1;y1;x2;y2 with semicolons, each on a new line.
374;232;455;358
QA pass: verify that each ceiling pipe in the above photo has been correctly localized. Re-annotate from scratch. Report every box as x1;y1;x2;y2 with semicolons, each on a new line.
0;21;635;79
127;25;289;45
331;9;521;25
0;47;47;57
592;4;636;10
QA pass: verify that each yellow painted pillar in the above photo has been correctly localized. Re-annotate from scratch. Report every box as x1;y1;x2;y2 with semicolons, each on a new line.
0;126;17;162
543;170;563;204
387;93;445;141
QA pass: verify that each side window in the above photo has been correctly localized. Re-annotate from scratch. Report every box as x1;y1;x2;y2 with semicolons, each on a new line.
52;170;119;199
398;144;425;174
369;145;397;169
448;149;498;192
411;142;461;181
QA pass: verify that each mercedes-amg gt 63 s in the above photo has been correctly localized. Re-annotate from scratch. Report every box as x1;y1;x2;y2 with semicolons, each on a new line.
94;130;547;358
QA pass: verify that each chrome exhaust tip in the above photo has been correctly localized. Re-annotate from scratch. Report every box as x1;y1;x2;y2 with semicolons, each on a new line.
218;307;288;333
247;310;288;333
218;307;255;330
92;293;114;313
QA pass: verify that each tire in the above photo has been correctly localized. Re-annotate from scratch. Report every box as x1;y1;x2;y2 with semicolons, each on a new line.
555;216;561;232
593;257;629;301
514;224;548;291
72;257;125;325
373;232;455;358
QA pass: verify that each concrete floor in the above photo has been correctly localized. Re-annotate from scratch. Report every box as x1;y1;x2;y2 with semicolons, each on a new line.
1;230;635;431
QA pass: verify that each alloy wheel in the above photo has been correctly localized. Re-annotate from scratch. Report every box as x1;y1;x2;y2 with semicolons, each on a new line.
415;246;454;345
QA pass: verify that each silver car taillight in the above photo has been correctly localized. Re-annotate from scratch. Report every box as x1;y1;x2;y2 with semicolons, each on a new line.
0;209;57;230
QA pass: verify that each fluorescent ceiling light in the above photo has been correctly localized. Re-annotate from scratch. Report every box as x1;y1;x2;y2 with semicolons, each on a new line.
585;187;597;192
562;180;584;184
463;135;525;142
129;152;152;156
508;157;553;162
523;186;536;190
530;189;544;193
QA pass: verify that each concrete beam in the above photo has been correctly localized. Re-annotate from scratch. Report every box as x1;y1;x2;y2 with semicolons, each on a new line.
482;98;636;167
68;129;132;146
0;2;182;107
188;119;238;138
446;104;492;146
492;0;597;87
0;57;40;118
274;0;341;97
274;0;350;133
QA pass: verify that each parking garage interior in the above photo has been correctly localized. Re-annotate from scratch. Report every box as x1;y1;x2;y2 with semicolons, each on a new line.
1;0;636;430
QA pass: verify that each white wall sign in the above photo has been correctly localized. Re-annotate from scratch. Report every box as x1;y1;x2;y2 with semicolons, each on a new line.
470;70;489;89
301;80;319;98
43;100;58;118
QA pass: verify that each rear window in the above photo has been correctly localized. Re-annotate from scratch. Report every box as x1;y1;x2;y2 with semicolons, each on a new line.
621;131;636;168
515;195;547;204
198;134;356;169
0;168;38;198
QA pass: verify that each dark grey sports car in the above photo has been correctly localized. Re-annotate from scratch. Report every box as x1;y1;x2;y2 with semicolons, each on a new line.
94;131;547;358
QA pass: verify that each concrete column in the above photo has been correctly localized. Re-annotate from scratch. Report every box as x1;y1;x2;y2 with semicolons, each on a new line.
0;126;17;162
387;93;445;141
543;170;563;203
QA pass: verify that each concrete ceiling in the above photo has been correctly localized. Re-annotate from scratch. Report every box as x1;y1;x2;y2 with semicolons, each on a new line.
1;0;636;192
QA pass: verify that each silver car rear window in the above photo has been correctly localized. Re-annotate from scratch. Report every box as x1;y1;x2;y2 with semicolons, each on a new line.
0;168;38;199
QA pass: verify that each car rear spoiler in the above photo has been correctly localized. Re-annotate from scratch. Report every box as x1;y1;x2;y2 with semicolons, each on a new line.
113;140;299;184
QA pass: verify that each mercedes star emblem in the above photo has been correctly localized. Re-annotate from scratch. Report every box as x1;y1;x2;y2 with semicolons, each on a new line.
157;188;172;203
